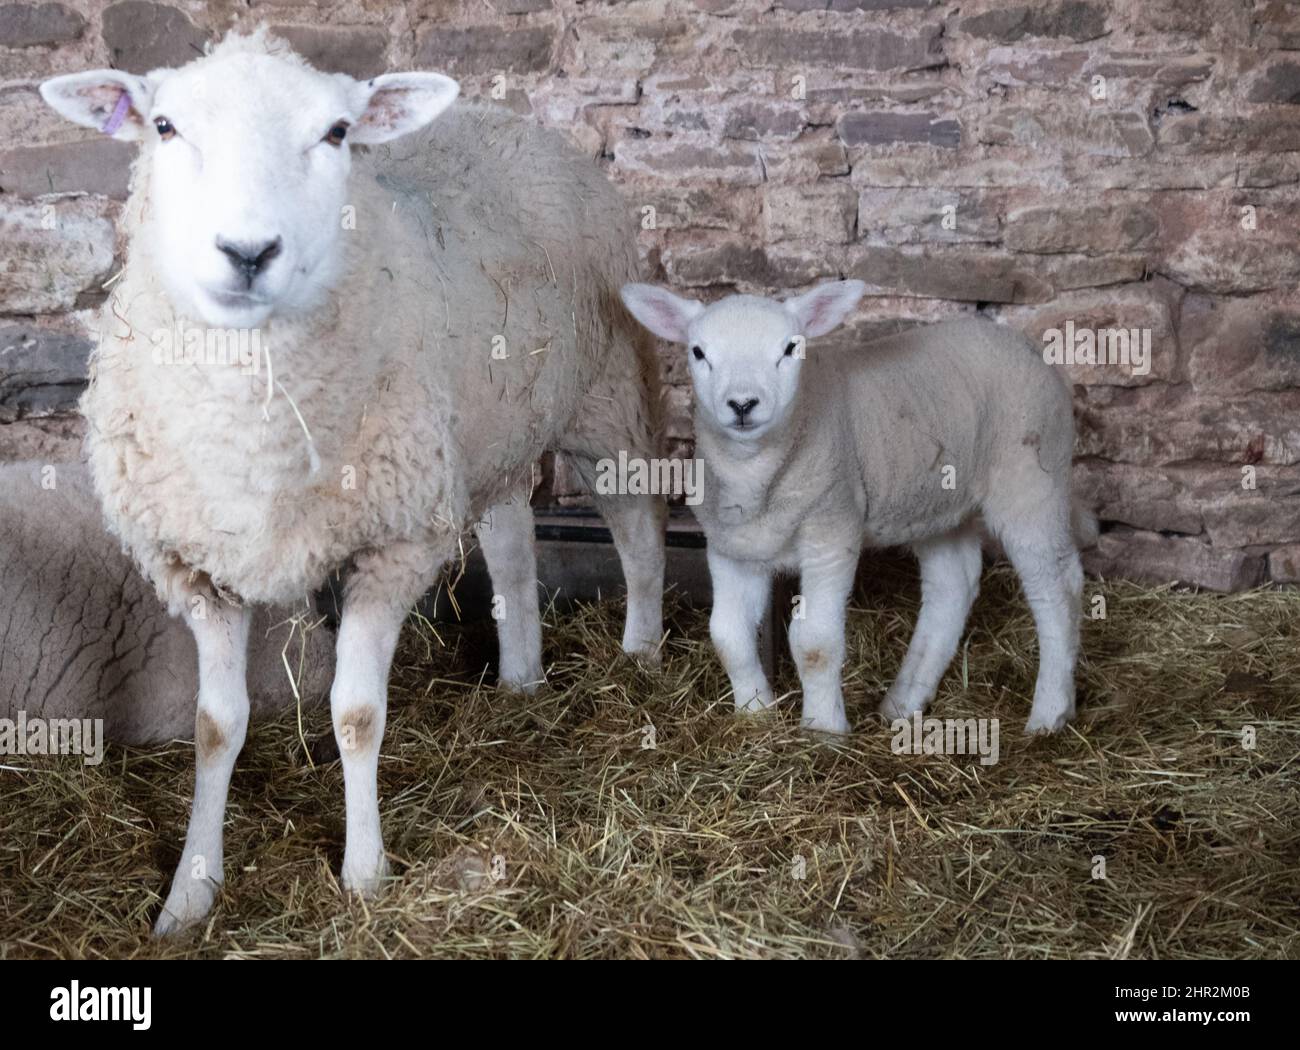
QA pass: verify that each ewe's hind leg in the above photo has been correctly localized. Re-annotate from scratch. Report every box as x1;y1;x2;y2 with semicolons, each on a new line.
879;531;983;723
708;549;775;713
156;600;251;936
996;521;1083;735
561;452;666;661
578;467;665;659
558;328;666;661
476;497;544;691
332;542;442;895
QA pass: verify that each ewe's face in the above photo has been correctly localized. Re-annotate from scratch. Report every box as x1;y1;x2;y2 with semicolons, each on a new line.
41;43;458;329
143;56;358;328
620;282;867;445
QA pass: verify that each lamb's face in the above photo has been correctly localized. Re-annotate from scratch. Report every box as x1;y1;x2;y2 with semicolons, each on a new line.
621;281;867;444
40;33;458;329
681;296;805;439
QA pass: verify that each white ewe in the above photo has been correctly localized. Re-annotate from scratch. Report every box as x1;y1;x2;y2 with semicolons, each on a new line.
40;29;665;933
621;281;1090;737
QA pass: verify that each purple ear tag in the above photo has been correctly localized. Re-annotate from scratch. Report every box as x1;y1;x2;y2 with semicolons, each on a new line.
101;92;130;135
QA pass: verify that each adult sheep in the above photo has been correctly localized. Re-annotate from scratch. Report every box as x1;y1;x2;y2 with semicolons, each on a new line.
0;461;334;746
39;29;666;934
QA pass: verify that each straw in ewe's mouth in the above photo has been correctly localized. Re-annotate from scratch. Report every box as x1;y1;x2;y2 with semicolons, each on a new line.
3;556;1296;959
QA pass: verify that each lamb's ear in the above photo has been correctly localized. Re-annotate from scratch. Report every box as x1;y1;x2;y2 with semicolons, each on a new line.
39;70;155;141
348;72;460;144
783;280;867;338
620;284;704;343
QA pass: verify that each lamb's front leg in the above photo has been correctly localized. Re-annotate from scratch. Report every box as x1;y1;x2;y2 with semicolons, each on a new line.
707;548;775;713
155;599;252;935
332;543;439;895
788;549;857;735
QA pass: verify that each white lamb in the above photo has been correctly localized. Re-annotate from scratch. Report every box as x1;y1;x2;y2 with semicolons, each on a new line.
40;29;665;934
621;281;1091;737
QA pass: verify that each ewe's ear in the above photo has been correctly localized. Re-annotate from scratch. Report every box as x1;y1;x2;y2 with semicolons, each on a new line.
620;284;705;344
783;280;867;338
348;72;460;144
39;70;155;141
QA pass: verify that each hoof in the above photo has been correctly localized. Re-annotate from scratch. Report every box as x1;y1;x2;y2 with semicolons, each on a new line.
342;852;391;898
622;643;663;670
802;714;851;736
499;671;546;696
878;690;925;724
154;876;219;937
1024;706;1073;735
733;688;777;714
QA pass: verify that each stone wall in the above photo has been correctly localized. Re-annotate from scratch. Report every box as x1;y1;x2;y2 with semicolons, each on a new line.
3;0;1299;590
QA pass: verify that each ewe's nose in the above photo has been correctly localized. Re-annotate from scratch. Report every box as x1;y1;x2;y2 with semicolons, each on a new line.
727;397;760;424
216;236;282;286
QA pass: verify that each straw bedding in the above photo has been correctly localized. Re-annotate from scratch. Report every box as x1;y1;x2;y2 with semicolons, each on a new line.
2;555;1297;959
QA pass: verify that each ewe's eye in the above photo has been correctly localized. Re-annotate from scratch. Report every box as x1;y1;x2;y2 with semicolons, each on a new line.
324;121;349;147
783;341;800;357
691;346;705;362
154;117;175;141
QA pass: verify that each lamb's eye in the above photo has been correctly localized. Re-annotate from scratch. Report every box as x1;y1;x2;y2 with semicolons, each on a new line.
784;340;799;357
691;346;705;362
154;117;175;141
324;121;349;146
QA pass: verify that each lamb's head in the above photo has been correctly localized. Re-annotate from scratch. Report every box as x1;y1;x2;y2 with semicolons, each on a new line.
39;30;458;328
621;281;865;442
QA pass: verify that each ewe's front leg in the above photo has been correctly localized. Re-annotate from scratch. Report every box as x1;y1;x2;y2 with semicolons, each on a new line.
332;544;440;895
707;549;774;713
476;498;544;692
789;550;856;735
156;600;251;936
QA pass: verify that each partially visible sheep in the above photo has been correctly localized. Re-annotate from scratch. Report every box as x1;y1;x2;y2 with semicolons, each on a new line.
0;461;333;745
622;281;1090;737
39;29;665;933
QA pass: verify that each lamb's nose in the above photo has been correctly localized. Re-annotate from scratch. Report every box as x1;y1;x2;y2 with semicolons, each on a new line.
727;397;760;423
216;236;282;285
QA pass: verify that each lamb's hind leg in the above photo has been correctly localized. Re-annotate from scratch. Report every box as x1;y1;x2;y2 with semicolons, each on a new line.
156;597;251;936
993;515;1082;734
879;530;982;723
475;496;544;692
332;541;442;895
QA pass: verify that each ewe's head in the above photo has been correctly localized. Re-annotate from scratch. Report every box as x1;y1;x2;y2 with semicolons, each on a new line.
40;31;458;328
621;281;865;442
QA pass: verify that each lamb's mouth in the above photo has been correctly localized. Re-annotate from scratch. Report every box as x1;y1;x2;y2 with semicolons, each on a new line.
206;289;269;309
